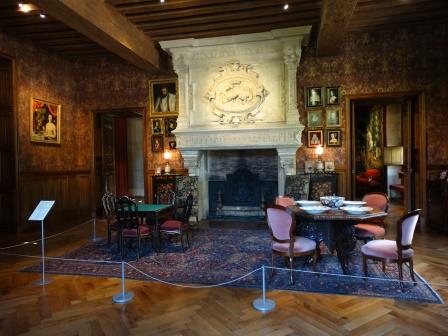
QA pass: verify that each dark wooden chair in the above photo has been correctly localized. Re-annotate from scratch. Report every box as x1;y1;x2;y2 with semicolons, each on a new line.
362;209;421;281
159;193;193;251
102;191;118;247
115;196;154;260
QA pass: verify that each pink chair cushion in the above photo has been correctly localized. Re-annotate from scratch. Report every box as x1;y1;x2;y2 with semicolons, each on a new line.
273;236;316;254
160;220;188;231
267;208;292;240
122;225;152;237
401;214;419;246
361;239;414;259
354;224;385;238
275;196;296;208
363;194;388;212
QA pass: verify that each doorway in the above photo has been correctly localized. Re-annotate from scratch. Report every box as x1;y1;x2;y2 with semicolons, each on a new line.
92;108;145;216
347;93;426;223
0;55;17;232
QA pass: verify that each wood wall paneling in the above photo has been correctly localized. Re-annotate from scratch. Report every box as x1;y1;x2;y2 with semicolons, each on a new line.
19;171;91;232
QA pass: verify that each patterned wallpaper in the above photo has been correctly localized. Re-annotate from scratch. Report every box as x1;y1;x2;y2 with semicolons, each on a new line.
0;31;90;172
1;21;447;176
297;23;448;169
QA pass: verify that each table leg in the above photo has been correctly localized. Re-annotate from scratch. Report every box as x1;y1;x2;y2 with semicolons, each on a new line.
334;222;357;274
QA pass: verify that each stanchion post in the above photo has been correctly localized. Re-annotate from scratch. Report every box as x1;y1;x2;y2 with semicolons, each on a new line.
32;219;52;286
113;261;134;304
252;265;275;312
90;211;101;242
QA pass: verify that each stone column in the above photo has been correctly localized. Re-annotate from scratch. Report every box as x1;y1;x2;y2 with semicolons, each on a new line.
172;52;190;130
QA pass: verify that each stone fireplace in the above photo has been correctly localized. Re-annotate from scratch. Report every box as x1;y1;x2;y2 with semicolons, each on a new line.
160;26;311;219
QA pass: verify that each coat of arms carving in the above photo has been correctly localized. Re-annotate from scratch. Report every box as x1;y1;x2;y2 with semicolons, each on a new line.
205;60;269;125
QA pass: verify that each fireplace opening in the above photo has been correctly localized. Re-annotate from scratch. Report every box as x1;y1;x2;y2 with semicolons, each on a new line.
208;149;278;218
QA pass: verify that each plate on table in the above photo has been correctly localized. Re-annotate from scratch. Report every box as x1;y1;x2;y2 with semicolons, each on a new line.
342;201;367;207
296;200;321;206
300;206;331;215
340;206;373;215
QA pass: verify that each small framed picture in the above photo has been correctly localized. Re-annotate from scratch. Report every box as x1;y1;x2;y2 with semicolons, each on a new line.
169;140;177;149
151;135;164;152
165;117;177;135
307;130;323;148
325;108;341;127
305;87;323;108
325;161;335;172
30;97;61;144
305;160;314;173
326;129;342;147
151;118;164;135
307;109;323;128
326;87;340;105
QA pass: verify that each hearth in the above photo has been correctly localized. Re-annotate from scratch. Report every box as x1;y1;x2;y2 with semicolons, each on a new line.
208;150;277;218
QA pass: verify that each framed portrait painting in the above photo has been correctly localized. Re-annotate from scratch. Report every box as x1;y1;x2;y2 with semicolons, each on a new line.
325;161;335;172
165;117;177;135
149;79;178;117
326;87;340;105
307;130;323;148
305;86;323;108
168;140;177;149
151;135;164;152
307;109;323;128
30;97;61;144
326;129;341;147
151;117;164;135
325;108;341;127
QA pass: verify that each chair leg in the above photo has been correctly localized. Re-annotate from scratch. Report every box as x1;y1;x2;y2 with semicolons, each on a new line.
107;228;111;247
398;261;403;281
409;259;416;283
382;260;386;273
363;255;368;277
137;236;141;260
180;233;185;251
186;230;190;247
289;257;294;285
270;253;275;280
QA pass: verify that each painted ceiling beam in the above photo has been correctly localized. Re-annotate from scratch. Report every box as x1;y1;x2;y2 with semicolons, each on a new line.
31;0;160;71
317;0;358;56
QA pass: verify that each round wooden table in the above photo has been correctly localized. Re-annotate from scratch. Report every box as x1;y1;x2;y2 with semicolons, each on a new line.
289;205;387;274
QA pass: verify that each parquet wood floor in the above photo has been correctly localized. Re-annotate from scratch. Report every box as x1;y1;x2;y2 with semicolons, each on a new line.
0;207;447;335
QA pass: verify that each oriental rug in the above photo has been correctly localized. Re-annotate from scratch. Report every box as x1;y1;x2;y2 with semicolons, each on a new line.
22;227;443;304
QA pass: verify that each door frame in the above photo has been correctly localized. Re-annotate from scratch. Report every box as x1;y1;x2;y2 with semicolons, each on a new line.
344;91;427;225
90;107;146;217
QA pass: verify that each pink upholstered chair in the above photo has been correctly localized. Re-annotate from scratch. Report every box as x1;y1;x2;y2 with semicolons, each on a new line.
275;196;296;208
266;207;319;284
354;192;389;242
362;209;420;281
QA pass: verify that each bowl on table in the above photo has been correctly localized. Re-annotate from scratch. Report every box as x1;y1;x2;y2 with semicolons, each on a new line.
299;206;331;215
320;196;345;209
342;200;367;207
296;200;321;206
340;206;373;215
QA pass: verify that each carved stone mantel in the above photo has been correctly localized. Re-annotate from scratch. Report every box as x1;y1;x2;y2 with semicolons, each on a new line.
160;27;311;218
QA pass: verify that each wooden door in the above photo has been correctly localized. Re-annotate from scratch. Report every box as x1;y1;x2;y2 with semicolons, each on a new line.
0;57;16;232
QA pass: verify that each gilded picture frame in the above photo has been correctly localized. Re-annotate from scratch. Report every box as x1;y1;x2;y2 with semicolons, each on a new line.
307;109;324;128
307;130;323;148
151;117;164;135
151;135;164;152
30;97;61;144
149;79;178;117
325;107;342;127
326;87;340;105
305;86;324;108
326;129;342;147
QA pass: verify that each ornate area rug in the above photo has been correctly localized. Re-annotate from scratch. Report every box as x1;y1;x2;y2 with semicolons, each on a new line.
22;228;443;304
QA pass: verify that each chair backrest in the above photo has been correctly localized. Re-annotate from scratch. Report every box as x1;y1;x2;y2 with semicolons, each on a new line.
275;196;295;208
156;189;176;205
397;209;421;249
115;196;139;229
180;193;194;223
362;192;389;212
266;207;293;242
102;192;116;218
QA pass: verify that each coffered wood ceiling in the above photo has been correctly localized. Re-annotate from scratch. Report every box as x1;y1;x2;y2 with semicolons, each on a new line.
0;0;447;64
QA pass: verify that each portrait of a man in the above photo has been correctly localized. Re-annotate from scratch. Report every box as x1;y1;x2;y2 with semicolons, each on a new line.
307;109;323;128
151;118;163;135
307;130;323;148
150;80;177;116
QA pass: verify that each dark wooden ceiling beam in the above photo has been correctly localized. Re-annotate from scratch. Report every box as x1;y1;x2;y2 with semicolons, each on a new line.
317;0;358;56
31;0;161;71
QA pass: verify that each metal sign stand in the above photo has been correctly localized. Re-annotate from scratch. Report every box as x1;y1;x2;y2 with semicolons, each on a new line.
29;200;55;286
90;211;101;242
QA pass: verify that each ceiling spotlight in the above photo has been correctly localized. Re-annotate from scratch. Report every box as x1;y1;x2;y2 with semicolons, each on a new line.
18;3;38;13
283;3;289;10
39;12;46;19
160;0;165;3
